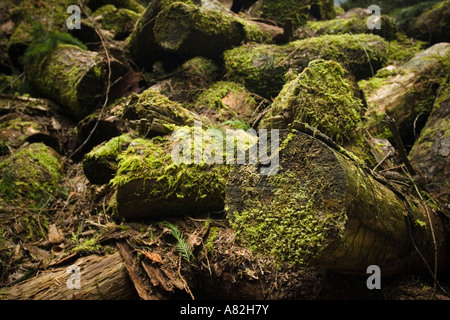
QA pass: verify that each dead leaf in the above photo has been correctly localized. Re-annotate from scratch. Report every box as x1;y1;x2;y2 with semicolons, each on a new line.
137;249;163;264
47;224;64;244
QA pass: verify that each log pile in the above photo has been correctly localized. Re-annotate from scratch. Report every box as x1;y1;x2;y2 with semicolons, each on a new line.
0;0;449;301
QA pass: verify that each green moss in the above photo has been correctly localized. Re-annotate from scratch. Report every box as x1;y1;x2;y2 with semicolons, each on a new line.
19;22;87;67
87;134;133;161
408;0;450;44
205;226;219;254
230;169;346;267
93;5;140;39
154;1;244;54
261;0;336;28
260;59;363;143
391;1;440;30
25;43;106;119
385;34;427;64
305;14;397;40
181;56;218;79
111;132;233;202
122;88;199;129
223;43;291;98
82;134;133;185
235;17;273;43
71;234;102;253
0;118;42;154
0;143;62;208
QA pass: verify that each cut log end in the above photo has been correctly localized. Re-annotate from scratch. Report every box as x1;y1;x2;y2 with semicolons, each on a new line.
225;130;447;275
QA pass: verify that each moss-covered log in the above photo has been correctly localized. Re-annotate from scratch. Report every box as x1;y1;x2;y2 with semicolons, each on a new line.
409;89;450;207
259;0;336;29
259;59;364;143
359;42;450;148
111;130;237;221
153;1;245;56
297;11;397;41
0;143;62;209
92;5;140;40
74;88;211;160
1;252;137;300
24;44;128;120
193;81;258;124
7;0;78;66
153;56;219;104
225;130;447;276
82;134;133;185
127;0;278;68
223;33;388;98
118;88;213;136
408;0;450;44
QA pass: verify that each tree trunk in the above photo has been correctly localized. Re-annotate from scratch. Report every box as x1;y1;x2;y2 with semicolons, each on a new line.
1;252;137;300
225;129;448;276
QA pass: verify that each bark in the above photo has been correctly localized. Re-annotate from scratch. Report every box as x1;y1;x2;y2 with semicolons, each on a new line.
24;44;129;120
225;129;448;276
1;252;137;300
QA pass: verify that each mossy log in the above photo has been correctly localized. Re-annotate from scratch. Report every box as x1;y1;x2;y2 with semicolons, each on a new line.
0;252;137;300
408;0;450;44
112;132;234;221
223;33;388;98
257;0;336;28
153;56;219;104
82;134;132;185
24;44;128;120
127;0;280;68
153;1;245;56
92;5;140;40
74;88;211;160
225;130;447;276
298;13;397;41
409;91;450;208
0;143;62;209
258;59;364;143
359;42;450;147
193;80;259;124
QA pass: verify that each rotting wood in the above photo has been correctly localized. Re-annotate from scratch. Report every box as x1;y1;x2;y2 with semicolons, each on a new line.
1;251;136;300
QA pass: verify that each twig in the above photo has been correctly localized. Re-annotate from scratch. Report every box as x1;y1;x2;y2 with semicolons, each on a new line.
66;1;112;162
401;165;440;291
382;114;416;176
177;254;195;300
372;150;392;172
